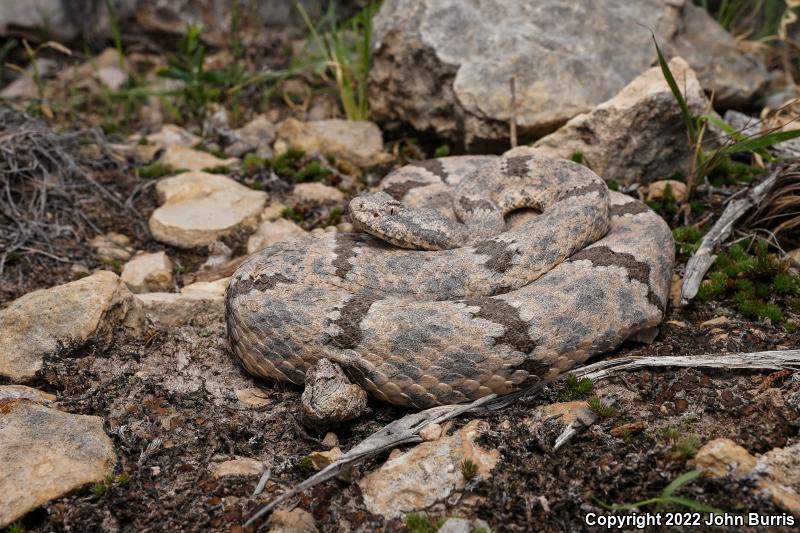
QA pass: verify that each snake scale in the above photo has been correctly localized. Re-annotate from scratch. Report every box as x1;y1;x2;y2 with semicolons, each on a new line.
225;154;675;409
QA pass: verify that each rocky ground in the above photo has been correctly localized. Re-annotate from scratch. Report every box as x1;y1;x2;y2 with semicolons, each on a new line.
1;1;800;532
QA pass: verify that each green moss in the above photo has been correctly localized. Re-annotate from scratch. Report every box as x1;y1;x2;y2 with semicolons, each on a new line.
242;153;268;174
461;458;478;480
706;156;763;187
570;151;584;164
672;435;701;459
606;179;620;191
647;182;680;216
136;163;178;179
281;206;305;223
297;456;314;473
434;144;450;158
271;148;306;176
201;165;231;174
773;273;799;295
294;161;332;183
557;374;594;401
324;207;343;227
7;521;26;533
672;226;703;255
587;396;615;418
786;322;797;333
697;271;729;302
405;513;440;533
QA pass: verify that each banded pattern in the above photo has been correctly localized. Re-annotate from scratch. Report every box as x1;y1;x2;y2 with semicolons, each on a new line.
226;155;674;408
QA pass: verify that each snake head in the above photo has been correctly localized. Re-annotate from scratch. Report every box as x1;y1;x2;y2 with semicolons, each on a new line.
348;191;467;250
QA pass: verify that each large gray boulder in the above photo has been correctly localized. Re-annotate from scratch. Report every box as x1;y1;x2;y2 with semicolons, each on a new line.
368;0;768;149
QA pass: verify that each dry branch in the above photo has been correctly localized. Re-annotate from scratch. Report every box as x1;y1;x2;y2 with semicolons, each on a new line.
680;168;780;303
246;349;800;526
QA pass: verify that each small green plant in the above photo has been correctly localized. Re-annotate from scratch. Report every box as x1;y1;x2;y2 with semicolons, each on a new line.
592;469;723;514
103;0;126;71
654;35;800;198
297;456;314;473
294;160;332;182
647;182;680;216
587;396;615;418
606;179;619;191
90;472;131;498
242;153;268;174
202;165;231;175
7;521;26;533
281;206;305;223
664;427;700;459
136;163;178;179
696;239;799;324
324;206;343;227
672;225;704;255
294;1;379;120
570;151;584;164
434;144;451;158
7;40;71;102
158;24;234;120
461;458;478;481
404;513;442;533
271;148;307;177
557;374;594;401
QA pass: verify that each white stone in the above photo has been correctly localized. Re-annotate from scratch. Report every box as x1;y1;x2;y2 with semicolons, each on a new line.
149;172;267;248
158;144;239;173
292;182;345;204
0;400;116;527
121;251;174;293
209;456;264;478
0;272;144;382
276;118;390;168
247;218;307;254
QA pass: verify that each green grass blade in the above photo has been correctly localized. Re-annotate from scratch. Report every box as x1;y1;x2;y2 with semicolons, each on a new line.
662;496;725;514
661;469;701;498
652;33;695;143
720;128;800;156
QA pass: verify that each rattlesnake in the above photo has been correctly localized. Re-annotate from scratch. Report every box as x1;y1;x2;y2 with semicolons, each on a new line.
225;154;674;408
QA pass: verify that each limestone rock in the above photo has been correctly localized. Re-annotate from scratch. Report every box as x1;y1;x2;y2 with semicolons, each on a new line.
292;182;345;204
268;507;317;533
647;180;688;203
438;518;492;533
692;438;800;514
149;172;267;248
140;124;202;148
301;358;367;427
158;145;239;173
0;385;55;404
226;114;276;158
0;400;116;527
209;456;263;478
369;0;766;148
180;277;231;298
0;271;144;382
308;447;343;470
235;387;271;407
358;420;499;519
121;251;174;293
247;218;308;254
523;58;710;186
321;432;339;448
136;291;224;326
419;423;443;441
275;118;390;167
90;232;134;262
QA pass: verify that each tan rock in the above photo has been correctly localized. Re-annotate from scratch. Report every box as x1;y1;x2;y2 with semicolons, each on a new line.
209;456;263;478
321;432;339;448
268;507;317;533
247;219;308;254
158;145;239;173
0;385;55;404
522;58;711;186
180;277;230;298
0;272;144;382
700;316;729;328
90;232;134;262
276;118;390;168
149;172;267;248
308;447;343;470
235;387;271;407
0;400;116;527
135;291;223;326
292;182;345;204
121;251;173;293
142;124;201;148
534;401;595;426
261;202;288;221
647;180;688;203
301;359;367;427
691;438;757;478
419;423;443;441
787;248;800;269
358;420;499;519
226;114;276;158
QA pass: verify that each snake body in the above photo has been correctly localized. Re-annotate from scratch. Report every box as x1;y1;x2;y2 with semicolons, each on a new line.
225;154;674;408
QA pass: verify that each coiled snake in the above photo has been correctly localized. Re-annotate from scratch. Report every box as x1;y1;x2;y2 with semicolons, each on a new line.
225;154;674;408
